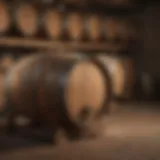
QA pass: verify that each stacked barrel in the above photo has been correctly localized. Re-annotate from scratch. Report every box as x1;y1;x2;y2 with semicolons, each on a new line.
14;3;39;37
95;54;135;100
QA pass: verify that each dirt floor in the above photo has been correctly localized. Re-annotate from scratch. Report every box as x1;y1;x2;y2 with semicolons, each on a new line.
1;103;160;160
1;137;160;160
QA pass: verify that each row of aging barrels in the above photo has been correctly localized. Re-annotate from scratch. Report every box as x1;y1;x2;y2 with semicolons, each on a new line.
0;2;135;41
0;53;135;133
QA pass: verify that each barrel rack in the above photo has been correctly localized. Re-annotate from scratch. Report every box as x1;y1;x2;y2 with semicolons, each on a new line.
0;37;127;52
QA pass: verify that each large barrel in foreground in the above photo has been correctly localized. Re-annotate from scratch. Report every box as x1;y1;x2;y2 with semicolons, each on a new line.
96;54;135;99
5;54;111;129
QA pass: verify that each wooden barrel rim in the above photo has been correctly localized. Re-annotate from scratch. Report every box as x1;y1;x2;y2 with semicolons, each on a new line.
55;59;81;127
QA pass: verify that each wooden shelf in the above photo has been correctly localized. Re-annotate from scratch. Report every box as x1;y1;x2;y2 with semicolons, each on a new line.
0;37;127;52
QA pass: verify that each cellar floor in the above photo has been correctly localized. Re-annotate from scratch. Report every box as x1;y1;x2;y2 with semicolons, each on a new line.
0;102;160;160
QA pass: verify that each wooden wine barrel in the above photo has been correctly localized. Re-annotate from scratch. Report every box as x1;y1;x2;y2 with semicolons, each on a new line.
85;15;102;41
96;54;135;99
103;17;118;42
14;3;39;37
66;12;84;41
5;54;111;129
43;10;63;39
0;1;10;35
